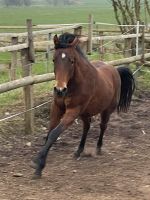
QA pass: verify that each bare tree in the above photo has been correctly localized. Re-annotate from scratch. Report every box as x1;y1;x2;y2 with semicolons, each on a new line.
145;0;150;15
46;0;80;6
111;0;150;56
3;0;32;6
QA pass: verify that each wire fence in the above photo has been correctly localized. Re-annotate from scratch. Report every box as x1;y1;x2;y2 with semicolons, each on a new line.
0;99;51;122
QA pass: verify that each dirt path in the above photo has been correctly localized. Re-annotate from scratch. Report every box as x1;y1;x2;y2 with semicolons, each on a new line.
0;93;150;200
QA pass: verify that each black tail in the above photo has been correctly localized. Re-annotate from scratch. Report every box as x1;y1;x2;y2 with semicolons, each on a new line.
117;66;135;113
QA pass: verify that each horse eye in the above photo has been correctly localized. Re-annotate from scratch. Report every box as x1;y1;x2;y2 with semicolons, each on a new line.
70;59;74;65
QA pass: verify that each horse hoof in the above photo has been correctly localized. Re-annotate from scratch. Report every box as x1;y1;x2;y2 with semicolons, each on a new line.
96;148;102;155
32;173;42;180
74;151;81;159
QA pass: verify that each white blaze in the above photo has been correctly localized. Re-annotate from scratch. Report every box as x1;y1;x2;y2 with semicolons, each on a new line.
62;53;66;59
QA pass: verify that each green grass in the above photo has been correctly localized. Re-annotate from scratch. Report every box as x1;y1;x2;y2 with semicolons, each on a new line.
134;66;150;90
0;52;11;63
0;6;115;26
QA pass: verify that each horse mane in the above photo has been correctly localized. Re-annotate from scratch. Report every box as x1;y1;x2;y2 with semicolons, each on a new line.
55;32;87;60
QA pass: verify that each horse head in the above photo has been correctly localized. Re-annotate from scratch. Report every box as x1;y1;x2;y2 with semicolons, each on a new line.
53;33;79;97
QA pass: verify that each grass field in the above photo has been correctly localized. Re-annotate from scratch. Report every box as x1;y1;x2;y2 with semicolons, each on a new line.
0;5;115;26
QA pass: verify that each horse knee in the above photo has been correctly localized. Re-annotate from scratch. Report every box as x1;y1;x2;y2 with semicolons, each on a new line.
61;108;80;128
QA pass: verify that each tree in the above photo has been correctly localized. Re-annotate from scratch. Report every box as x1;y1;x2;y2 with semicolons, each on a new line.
24;0;32;6
46;0;52;4
46;0;80;6
111;0;150;56
46;0;58;6
3;0;32;6
111;0;150;32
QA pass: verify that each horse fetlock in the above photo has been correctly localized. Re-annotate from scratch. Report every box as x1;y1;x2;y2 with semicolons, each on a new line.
31;153;46;174
74;149;82;158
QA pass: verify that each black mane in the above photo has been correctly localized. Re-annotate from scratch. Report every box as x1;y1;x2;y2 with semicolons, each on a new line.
55;32;87;59
55;32;76;49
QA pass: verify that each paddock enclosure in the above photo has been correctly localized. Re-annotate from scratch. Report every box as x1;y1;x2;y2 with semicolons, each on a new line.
0;15;150;200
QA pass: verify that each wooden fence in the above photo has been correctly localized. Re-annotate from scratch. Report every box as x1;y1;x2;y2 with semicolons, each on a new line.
0;17;150;134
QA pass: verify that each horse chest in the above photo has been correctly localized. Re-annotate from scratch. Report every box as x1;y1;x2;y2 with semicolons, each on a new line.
64;97;72;106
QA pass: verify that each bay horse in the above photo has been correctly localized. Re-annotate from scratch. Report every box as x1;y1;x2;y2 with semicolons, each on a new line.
31;32;135;178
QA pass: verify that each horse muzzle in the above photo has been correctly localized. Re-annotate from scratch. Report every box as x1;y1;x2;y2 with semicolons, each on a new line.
54;87;68;97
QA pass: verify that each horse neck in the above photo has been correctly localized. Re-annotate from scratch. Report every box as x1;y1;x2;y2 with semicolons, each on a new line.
76;53;96;81
68;51;97;90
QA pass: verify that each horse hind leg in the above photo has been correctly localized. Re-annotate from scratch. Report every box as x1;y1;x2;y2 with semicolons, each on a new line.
74;116;91;158
96;110;110;155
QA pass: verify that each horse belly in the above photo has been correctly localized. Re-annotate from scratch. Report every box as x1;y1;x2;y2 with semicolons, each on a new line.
83;96;113;116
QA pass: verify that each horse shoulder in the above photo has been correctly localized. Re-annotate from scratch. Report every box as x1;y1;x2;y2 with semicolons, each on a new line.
91;60;107;68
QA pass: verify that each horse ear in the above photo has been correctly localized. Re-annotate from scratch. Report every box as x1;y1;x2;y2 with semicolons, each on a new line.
69;37;79;47
53;34;59;46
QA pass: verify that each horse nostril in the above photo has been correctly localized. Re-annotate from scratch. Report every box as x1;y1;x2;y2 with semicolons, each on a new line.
54;87;68;96
62;87;67;93
54;86;57;92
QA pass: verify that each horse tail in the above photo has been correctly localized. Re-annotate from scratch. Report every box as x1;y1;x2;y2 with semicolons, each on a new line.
117;66;135;113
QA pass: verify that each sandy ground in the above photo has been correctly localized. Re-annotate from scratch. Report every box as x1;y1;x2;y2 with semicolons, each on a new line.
0;92;150;200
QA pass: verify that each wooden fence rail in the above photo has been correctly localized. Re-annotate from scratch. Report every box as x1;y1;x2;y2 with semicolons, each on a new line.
0;43;28;52
1;33;148;53
93;33;142;41
0;24;81;38
0;73;55;93
0;23;87;30
107;52;150;66
1;52;150;94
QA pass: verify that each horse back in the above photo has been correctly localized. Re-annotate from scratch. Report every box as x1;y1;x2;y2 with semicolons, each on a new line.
91;61;120;85
91;60;106;68
83;61;121;115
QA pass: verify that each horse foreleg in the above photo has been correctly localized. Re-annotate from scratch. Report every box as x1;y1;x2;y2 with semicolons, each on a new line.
96;111;110;155
31;107;80;178
74;116;91;158
45;101;64;143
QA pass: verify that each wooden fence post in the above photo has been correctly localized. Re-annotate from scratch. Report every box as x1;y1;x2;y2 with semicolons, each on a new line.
87;14;93;54
27;19;35;62
21;19;35;134
10;36;18;80
74;26;85;53
141;22;145;63
135;21;145;83
74;26;82;36
136;21;140;56
99;31;104;60
46;33;51;72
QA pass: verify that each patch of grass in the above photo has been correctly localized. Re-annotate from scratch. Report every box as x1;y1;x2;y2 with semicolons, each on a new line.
32;60;54;75
128;64;150;90
0;52;11;64
0;89;23;107
0;6;115;26
137;67;150;89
